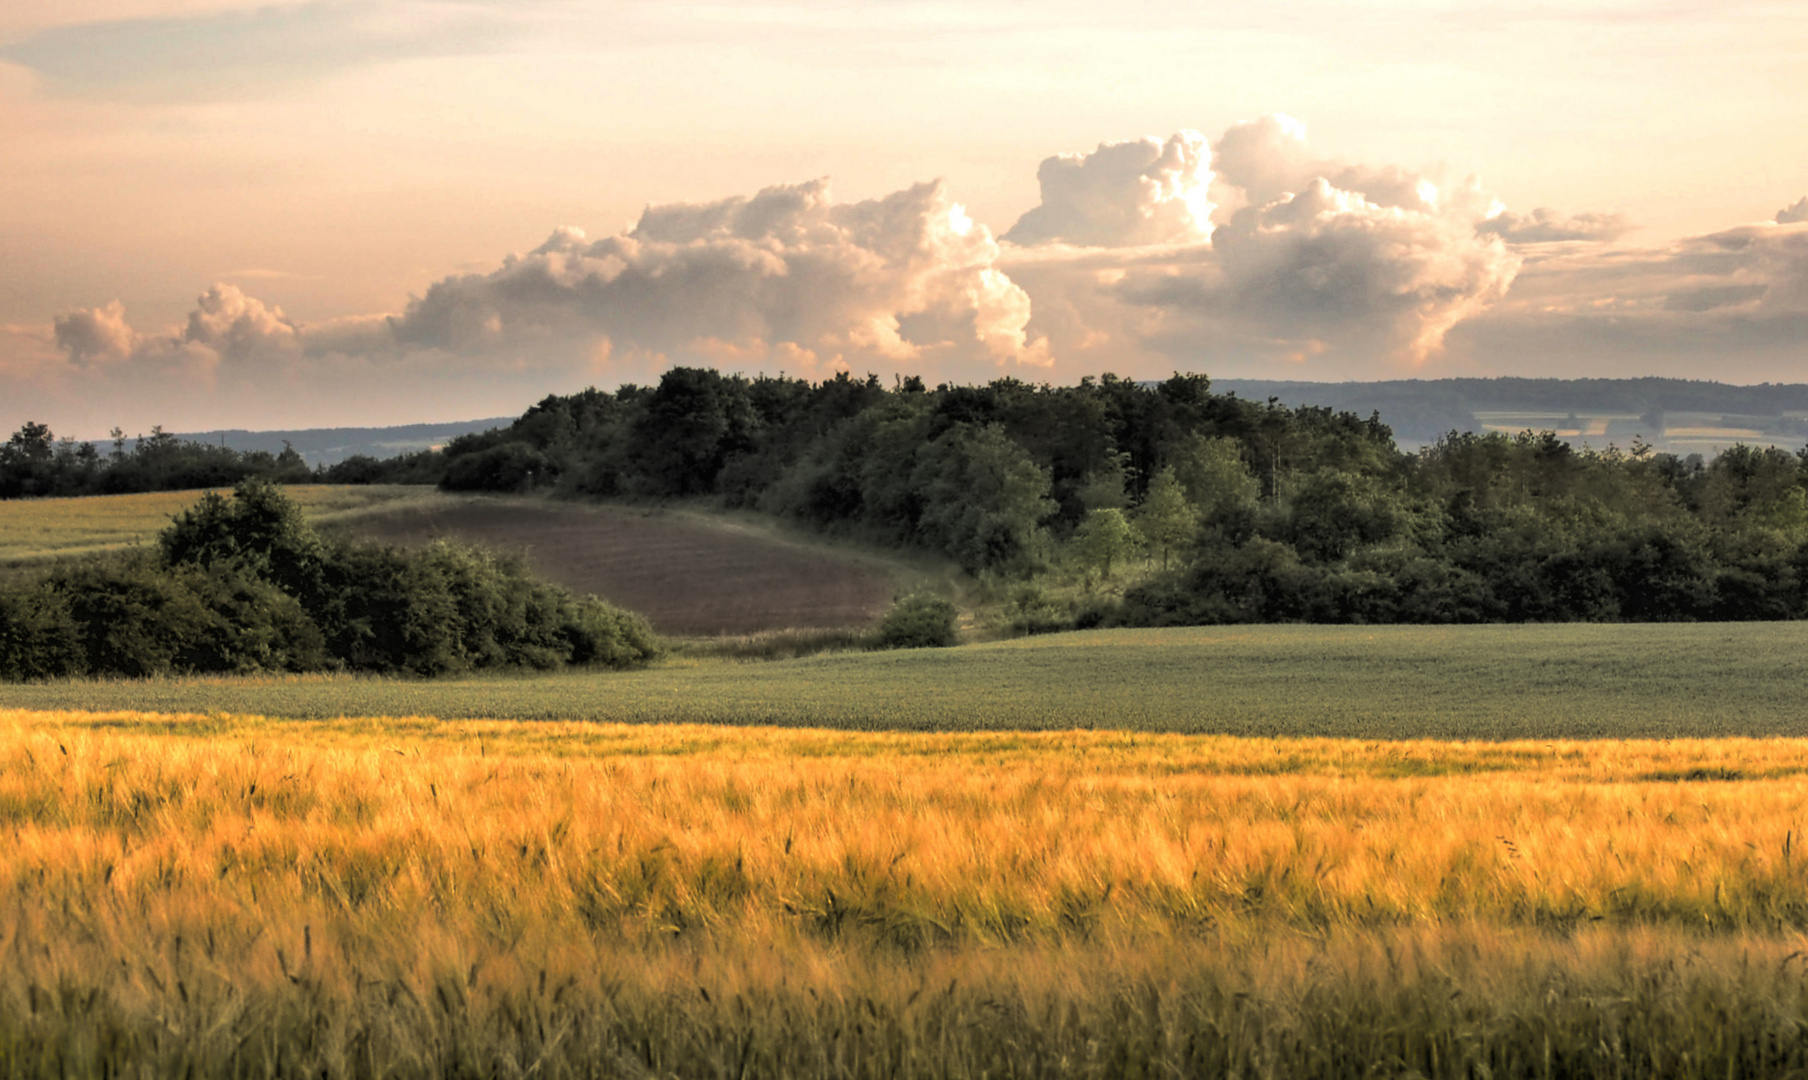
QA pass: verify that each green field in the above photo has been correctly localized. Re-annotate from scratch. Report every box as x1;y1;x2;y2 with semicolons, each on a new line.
0;484;440;564
8;621;1807;738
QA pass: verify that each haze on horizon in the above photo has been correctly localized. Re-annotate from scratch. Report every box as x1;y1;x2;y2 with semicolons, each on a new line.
1;0;1805;437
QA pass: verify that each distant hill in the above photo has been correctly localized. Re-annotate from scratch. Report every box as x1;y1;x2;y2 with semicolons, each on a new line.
170;418;512;466
1213;378;1808;455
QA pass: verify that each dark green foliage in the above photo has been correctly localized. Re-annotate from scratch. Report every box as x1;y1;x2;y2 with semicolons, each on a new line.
623;367;761;496
0;583;82;680
316;447;444;485
441;441;557;492
33;554;327;678
0;481;658;680
160;478;329;599
912;424;1056;573
313;540;655;676
876;593;959;649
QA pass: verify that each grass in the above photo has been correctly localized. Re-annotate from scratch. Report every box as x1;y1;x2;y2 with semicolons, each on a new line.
0;484;441;565
6;622;1808;739
7;708;1808;1077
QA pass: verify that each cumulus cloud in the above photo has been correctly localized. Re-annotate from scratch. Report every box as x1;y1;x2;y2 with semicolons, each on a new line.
1211;114;1489;216
1132;177;1517;361
36;177;1047;407
1002;132;1213;248
181;283;301;362
52;300;139;365
51;283;302;371
1478;207;1634;243
1779;197;1808;225
1002;115;1525;371
387;177;1046;373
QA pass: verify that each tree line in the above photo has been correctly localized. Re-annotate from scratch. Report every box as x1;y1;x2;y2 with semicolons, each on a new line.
0;422;440;499
13;366;1808;628
324;366;1808;626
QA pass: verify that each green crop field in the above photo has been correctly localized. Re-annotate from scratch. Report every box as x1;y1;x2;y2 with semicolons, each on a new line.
9;621;1808;739
0;484;441;564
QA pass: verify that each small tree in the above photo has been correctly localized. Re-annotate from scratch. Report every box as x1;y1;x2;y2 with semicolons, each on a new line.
1135;465;1199;570
1072;508;1141;582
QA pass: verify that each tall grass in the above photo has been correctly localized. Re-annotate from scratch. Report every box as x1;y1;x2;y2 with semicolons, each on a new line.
6;708;1808;1075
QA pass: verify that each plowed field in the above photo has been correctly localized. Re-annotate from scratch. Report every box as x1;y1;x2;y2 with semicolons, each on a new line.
338;498;898;636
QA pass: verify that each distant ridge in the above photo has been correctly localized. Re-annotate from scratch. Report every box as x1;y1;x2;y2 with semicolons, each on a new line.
169;418;512;467
1211;377;1808;454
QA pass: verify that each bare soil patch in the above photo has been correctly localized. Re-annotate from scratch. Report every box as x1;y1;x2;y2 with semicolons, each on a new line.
337;498;898;636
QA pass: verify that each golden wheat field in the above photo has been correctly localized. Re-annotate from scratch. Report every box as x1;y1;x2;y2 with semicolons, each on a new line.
6;707;1808;1077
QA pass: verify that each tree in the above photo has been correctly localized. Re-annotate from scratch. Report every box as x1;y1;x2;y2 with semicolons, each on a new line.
913;423;1056;572
1135;466;1199;570
1169;433;1260;522
159;477;327;601
1072;508;1141;582
624;367;759;496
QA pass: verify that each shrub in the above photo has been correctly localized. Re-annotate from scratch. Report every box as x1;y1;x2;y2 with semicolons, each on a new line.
1007;583;1070;635
0;583;83;680
875;592;959;649
0;482;661;681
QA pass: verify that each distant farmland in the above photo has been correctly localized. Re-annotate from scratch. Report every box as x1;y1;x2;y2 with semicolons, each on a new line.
336;496;902;636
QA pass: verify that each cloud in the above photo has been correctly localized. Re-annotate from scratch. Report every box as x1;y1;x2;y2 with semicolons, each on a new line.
0;1;522;99
52;283;302;372
387;177;1047;374
1212;113;1482;216
25;121;1807;433
52;300;138;365
1447;217;1808;376
1001;115;1523;373
1002;132;1213;248
1779;197;1808;225
181;283;301;361
1131;177;1518;362
39;177;1048;394
1478;207;1634;243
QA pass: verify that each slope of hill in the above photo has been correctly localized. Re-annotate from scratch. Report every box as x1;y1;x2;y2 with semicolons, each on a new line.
327;495;911;637
1215;377;1808;453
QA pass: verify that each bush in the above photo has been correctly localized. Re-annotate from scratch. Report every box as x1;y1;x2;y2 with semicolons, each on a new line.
0;481;661;681
0;584;83;680
1007;583;1070;635
875;592;959;649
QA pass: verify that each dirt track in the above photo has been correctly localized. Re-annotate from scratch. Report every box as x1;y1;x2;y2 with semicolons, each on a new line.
339;499;897;636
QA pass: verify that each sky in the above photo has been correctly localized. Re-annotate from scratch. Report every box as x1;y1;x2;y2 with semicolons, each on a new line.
1;0;1806;436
